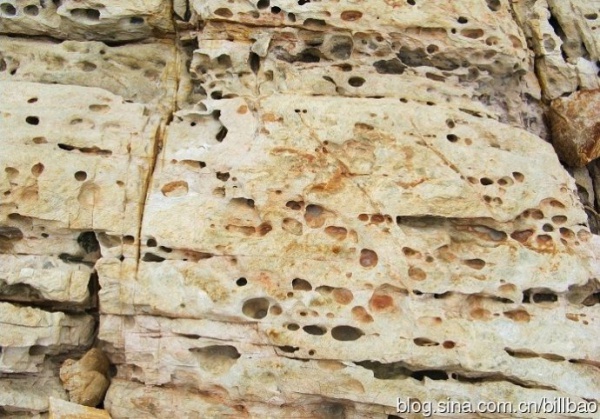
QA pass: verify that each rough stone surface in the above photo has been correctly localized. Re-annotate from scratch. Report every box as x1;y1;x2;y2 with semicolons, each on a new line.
49;397;111;419
549;89;600;167
60;349;111;407
1;0;600;418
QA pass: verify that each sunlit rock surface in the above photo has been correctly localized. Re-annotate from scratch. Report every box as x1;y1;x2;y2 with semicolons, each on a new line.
1;0;600;417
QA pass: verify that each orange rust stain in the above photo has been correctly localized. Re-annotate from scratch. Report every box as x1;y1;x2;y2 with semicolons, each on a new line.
369;294;394;311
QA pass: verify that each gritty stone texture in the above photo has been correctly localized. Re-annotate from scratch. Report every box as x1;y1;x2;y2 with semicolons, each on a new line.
1;0;600;418
60;349;111;407
549;89;600;167
49;397;111;419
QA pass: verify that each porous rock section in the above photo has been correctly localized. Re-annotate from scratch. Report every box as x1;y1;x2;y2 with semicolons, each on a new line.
1;0;600;418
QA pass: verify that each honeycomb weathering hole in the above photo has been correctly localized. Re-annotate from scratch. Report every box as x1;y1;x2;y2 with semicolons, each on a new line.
242;298;270;319
331;325;364;341
292;278;312;291
359;249;378;268
303;325;327;335
189;345;240;374
161;181;189;197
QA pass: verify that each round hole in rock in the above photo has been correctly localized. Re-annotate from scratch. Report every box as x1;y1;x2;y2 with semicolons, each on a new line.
146;238;157;247
511;229;533;243
461;28;484;39
331;325;364;341
463;258;485;270
308;349;315;355
446;134;458;142
242;297;270;319
480;177;493;185
26;116;39;125
214;7;233;17
408;266;427;280
348;76;366;87
130;16;144;24
442;340;456;349
257;0;269;9
287;323;299;331
407;0;416;5
27;97;38;104
551;215;567;224
426;44;439;54
304;204;325;227
286;200;303;210
31;162;44;176
0;3;16;16
359;249;378;268
236;277;247;286
161;180;189;197
341;10;362;21
74;171;87;181
332;288;354;305
457;16;468;24
292;278;312;291
542;223;554;232
24;5;39;15
512;172;524;182
123;235;135;245
303;325;327;335
270;305;282;315
324;226;347;240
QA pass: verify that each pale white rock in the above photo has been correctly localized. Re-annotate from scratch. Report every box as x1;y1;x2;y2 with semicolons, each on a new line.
0;254;91;304
0;37;179;113
0;302;94;373
0;81;159;240
0;361;67;416
2;0;600;417
100;312;599;418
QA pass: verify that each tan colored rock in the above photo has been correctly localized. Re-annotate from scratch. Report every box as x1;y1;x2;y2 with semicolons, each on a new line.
549;89;600;167
0;36;179;113
0;0;173;41
512;0;600;99
49;398;111;419
60;349;111;407
2;0;600;417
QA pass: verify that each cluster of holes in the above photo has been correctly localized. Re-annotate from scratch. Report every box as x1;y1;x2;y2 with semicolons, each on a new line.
358;213;393;224
510;198;590;250
286;322;365;341
503;348;597;367
70;8;100;21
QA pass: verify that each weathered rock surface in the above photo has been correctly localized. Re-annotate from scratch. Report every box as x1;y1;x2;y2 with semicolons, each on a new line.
60;348;111;407
549;89;600;167
49;397;111;419
1;0;600;417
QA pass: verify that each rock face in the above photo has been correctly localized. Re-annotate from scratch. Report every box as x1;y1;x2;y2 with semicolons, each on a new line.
1;1;600;418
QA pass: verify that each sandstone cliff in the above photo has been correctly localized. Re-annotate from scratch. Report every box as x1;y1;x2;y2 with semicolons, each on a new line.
1;0;599;417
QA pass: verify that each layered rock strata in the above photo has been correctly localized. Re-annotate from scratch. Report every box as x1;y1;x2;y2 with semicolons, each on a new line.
1;0;599;417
